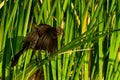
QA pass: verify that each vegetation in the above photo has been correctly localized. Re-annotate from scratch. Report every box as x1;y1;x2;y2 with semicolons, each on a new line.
0;0;120;80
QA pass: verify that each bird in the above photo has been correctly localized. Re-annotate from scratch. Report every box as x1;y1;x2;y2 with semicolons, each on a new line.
11;24;62;67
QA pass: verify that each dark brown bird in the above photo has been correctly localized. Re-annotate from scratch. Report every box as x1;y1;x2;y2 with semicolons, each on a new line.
11;24;62;67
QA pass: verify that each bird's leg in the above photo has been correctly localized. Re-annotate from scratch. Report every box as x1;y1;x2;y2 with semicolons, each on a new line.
30;49;36;62
30;49;41;62
36;50;42;62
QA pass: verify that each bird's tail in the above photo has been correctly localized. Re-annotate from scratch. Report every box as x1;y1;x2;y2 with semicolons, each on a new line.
11;48;25;67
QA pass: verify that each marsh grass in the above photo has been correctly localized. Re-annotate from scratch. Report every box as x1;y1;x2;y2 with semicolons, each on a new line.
0;0;120;80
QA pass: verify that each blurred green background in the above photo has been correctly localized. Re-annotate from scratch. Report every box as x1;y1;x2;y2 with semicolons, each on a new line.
0;0;120;80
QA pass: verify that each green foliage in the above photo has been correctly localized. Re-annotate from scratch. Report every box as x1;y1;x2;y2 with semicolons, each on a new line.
0;0;120;80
